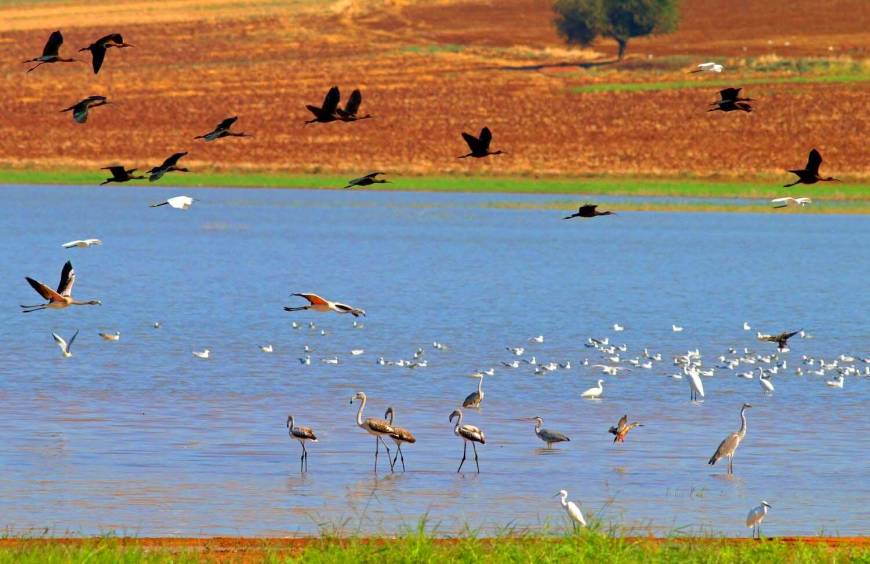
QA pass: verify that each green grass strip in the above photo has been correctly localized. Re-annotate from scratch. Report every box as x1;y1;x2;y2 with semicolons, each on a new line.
569;74;869;93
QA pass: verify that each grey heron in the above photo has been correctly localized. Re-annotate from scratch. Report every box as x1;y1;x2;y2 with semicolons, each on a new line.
532;416;570;448
708;403;752;474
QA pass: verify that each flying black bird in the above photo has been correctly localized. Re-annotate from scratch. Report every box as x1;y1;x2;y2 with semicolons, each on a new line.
337;89;373;122
458;127;503;158
758;330;801;351
194;116;250;141
147;152;189;182
305;86;341;124
60;96;109;123
784;149;839;187
563;204;614;219
24;31;80;73
343;172;389;189
708;87;753;113
79;33;133;74
100;165;145;185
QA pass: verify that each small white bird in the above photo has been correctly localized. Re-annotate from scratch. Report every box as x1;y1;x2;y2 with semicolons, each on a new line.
672;325;684;332
153;321;161;329
746;500;771;539
771;196;812;209
759;370;774;393
554;489;586;528
825;375;844;388
62;239;102;249
299;355;312;365
686;368;705;401
192;349;210;359
353;321;365;329
581;379;604;399
502;360;520;368
291;321;300;329
691;61;724;73
507;346;525;356
529;335;544;344
150;196;194;210
52;329;78;358
591;365;628;376
98;331;120;341
321;356;339;365
613;323;624;332
351;349;365;355
259;344;273;353
743;322;751;331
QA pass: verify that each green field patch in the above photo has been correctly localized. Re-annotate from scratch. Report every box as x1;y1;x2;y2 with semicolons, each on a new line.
569;73;869;93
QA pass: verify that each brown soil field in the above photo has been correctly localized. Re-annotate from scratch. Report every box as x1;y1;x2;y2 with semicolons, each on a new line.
0;0;867;180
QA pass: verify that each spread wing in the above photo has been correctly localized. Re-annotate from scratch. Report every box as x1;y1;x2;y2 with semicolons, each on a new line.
57;260;75;296
719;88;740;102
97;33;124;46
461;132;480;152
616;414;628;432
579;204;597;213
478;127;492;151
90;44;106;74
322;86;340;115
103;165;127;178
161;152;187;168
43;30;63;57
216;116;238;131
343;89;362;115
806;149;822;174
294;293;328;306
26;277;64;302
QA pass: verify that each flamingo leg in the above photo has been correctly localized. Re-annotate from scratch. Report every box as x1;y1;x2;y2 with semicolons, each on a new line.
397;444;406;471
374;436;379;472
379;436;394;472
299;442;305;473
457;441;467;472
472;442;480;473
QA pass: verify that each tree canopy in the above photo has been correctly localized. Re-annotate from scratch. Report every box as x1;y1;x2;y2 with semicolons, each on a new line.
553;0;681;60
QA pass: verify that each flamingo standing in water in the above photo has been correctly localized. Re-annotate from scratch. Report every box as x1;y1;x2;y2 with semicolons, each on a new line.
449;408;486;473
286;415;318;472
384;407;416;471
350;391;396;472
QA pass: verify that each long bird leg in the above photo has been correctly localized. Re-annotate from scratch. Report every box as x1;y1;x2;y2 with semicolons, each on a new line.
729;457;734;474
782;179;801;188
283;306;309;312
300;443;305;473
374;437;379;472
396;444;406;472
472;442;480;473
26;62;47;73
379;436;395;472
20;305;47;313
457;441;467;473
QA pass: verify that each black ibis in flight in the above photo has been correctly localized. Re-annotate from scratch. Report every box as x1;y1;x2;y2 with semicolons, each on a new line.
79;33;133;74
784;149;839;187
24;31;80;73
458;127;503;158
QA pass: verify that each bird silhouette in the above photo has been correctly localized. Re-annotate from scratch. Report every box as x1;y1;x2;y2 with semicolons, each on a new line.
60;96;109;124
459;127;503;158
784;149;839;187
343;172;389;189
79;33;133;74
305;86;341;124
608;414;643;443
758;330;801;351
194;116;250;141
563;204;613;219
337;89;373;121
708;87;753;113
147;152;189;182
100;165;144;185
24;31;80;72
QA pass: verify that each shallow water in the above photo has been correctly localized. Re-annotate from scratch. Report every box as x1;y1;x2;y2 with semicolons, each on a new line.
0;185;867;537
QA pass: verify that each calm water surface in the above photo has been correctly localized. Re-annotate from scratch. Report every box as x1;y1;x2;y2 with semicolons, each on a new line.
0;185;867;537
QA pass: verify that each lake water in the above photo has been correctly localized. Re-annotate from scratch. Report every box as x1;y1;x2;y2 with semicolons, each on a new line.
0;184;867;538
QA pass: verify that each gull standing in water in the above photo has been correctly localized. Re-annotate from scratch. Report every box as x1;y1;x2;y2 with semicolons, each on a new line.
708;403;752;474
52;329;79;358
98;331;120;341
449;408;486;473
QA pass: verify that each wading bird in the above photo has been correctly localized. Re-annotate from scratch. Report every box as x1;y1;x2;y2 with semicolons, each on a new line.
337;89;373;122
100;165;144;185
60;96;109;124
746;500;771;539
343;172;389;189
24;31;79;72
687;367;705;402
305;86;340;124
784;149;839;187
147;152;189;182
608;414;642;443
286;415;317;472
758;330;800;351
52;329;78;358
21;261;101;313
770;196;812;208
463;374;485;408
449;408;485;473
708;403;752;474
554;490;586;529
194;116;250;142
708;87;753;113
384;407;416;471
581;379;605;399
150;196;194;210
759;369;774;393
563;204;614;220
458;127;503;159
690;62;724;73
79;33;133;74
532;416;570;448
62;239;101;248
98;331;120;341
350;391;395;472
284;293;365;317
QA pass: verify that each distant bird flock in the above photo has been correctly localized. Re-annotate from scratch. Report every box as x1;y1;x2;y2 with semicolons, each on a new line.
19;29;856;536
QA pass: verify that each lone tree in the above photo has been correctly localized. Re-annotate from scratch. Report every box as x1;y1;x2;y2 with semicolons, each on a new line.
553;0;680;60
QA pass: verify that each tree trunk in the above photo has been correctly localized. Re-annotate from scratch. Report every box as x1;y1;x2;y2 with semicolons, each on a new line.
616;37;627;60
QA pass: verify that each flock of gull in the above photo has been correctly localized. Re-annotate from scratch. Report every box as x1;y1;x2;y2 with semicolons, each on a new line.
18;31;856;537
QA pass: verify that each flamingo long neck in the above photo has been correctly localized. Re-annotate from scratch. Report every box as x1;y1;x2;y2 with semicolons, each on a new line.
356;396;366;426
453;411;463;433
738;407;748;438
288;416;295;430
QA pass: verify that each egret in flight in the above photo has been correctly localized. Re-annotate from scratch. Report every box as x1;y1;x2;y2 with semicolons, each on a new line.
62;239;102;249
150;196;194;210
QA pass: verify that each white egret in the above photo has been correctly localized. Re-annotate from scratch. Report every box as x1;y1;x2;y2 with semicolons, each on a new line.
771;197;812;208
554;490;586;529
581;379;604;399
746;500;771;539
690;62;724;73
687;367;705;401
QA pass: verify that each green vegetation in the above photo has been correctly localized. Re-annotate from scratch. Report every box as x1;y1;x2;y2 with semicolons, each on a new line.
553;0;681;60
569;73;869;93
0;531;866;563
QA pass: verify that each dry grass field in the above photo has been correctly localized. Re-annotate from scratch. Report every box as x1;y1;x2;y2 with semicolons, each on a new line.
0;0;866;182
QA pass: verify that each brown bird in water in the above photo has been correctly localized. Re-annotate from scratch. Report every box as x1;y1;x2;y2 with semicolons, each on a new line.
305;86;341;124
459;127;504;158
343;172;389;189
336;89;373;122
758;330;801;351
79;33;133;74
60;96;109;123
100;165;144;185
384;407;416;472
608;415;643;443
286;415;318;473
784;149;839;187
194;116;250;141
24;31;80;73
708;87;753;113
563;204;614;219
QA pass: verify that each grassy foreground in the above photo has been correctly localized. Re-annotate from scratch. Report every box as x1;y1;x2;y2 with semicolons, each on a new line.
0;532;867;563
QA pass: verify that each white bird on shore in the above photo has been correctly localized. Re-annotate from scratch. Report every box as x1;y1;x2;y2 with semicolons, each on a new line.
746;501;771;539
259;344;273;353
771;196;812;208
62;239;102;248
192;349;210;359
52;329;78;358
554;490;586;529
690;61;724;73
581;379;604;399
672;325;683;332
150;196;194;210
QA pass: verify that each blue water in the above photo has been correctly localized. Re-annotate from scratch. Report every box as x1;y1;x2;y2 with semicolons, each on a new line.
0;185;867;537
